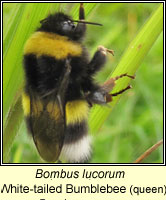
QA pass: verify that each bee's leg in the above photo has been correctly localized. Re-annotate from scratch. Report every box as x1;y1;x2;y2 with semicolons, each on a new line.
85;87;107;105
57;59;71;115
87;45;114;75
102;73;135;93
103;74;135;103
85;73;135;105
79;3;85;20
75;3;86;39
57;59;71;96
105;85;132;103
82;46;114;96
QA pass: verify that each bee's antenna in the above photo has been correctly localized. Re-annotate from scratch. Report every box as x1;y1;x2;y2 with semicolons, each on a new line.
72;20;103;26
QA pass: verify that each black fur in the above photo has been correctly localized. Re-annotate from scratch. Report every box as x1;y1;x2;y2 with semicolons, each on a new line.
64;121;88;144
38;13;73;35
24;55;67;96
38;12;86;41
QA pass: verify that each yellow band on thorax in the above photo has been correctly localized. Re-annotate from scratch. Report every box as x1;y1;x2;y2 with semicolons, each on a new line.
24;32;82;59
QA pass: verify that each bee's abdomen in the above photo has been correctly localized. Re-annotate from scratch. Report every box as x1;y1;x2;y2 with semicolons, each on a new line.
60;100;91;163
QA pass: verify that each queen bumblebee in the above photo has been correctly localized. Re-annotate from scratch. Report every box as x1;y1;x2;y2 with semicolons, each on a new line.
22;3;134;163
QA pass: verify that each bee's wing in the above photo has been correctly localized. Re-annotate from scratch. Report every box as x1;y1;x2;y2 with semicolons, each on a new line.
26;59;71;162
30;94;65;162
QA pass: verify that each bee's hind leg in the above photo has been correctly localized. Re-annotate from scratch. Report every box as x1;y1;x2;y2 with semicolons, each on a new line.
85;73;135;105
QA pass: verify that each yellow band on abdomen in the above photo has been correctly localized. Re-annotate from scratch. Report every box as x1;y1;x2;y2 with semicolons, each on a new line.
22;92;43;116
66;100;89;125
22;93;30;116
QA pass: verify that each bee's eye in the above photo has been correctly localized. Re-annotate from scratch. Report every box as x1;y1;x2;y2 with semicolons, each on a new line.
63;21;68;25
62;20;72;26
61;20;76;32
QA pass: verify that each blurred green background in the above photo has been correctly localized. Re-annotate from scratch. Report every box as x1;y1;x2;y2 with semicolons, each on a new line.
3;3;163;163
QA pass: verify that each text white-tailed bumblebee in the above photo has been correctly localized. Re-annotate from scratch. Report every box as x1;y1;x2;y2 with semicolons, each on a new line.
22;3;134;163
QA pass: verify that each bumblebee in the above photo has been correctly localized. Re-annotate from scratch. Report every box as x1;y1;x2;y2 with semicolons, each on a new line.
22;3;134;163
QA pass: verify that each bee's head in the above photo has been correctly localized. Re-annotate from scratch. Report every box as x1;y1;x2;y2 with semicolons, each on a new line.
38;13;82;40
38;12;102;41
